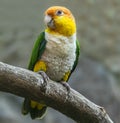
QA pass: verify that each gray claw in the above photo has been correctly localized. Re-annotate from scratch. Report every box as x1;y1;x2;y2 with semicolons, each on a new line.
37;71;49;92
61;82;70;94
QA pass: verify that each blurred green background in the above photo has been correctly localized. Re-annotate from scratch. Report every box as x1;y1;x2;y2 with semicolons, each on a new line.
0;0;120;123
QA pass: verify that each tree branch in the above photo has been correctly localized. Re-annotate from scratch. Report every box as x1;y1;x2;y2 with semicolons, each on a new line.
0;62;114;123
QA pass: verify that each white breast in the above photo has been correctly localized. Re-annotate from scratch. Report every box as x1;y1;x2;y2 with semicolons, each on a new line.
41;32;76;81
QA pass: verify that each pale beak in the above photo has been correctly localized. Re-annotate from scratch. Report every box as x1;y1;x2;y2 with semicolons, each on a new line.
44;15;55;29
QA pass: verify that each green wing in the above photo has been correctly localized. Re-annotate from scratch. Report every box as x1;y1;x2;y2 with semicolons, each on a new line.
69;39;80;77
28;32;47;70
71;39;80;73
22;32;47;117
66;39;80;82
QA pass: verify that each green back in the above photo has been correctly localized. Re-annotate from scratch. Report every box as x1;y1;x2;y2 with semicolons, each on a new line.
28;32;47;70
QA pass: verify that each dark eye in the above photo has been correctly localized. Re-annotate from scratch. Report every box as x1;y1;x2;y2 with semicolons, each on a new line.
56;10;63;16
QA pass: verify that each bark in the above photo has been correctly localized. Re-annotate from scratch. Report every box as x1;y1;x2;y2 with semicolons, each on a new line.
0;62;114;123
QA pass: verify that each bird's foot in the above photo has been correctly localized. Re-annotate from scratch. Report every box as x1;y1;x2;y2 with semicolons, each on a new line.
61;82;70;94
37;71;49;92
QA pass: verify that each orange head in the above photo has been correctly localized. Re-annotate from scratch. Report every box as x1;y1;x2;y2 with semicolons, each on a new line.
44;6;76;36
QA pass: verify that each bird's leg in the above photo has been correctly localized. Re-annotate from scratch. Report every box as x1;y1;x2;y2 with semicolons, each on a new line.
61;71;71;94
61;82;70;94
37;71;49;92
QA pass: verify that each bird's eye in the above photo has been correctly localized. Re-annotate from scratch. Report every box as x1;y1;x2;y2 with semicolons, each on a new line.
56;10;63;16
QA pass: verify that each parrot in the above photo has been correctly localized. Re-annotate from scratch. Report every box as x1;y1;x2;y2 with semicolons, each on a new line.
22;6;80;119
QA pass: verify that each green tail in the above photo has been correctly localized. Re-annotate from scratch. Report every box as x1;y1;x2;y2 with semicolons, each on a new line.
22;98;47;119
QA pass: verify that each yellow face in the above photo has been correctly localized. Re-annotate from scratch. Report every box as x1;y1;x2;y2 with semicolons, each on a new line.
44;6;76;36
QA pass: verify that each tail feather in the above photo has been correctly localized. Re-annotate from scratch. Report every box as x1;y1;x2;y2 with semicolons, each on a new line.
30;106;47;119
22;99;31;115
22;98;47;119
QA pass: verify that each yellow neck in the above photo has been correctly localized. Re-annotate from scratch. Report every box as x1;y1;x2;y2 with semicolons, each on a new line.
45;16;76;37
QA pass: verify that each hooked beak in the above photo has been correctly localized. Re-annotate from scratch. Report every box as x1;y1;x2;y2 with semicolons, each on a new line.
44;15;55;29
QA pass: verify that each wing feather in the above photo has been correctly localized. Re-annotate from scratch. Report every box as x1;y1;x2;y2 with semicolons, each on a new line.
66;39;80;81
71;39;80;73
28;32;47;70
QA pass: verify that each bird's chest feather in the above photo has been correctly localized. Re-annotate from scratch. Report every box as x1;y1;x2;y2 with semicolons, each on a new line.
41;33;76;81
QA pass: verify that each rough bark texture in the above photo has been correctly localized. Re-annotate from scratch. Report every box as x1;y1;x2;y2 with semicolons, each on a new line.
0;62;114;123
